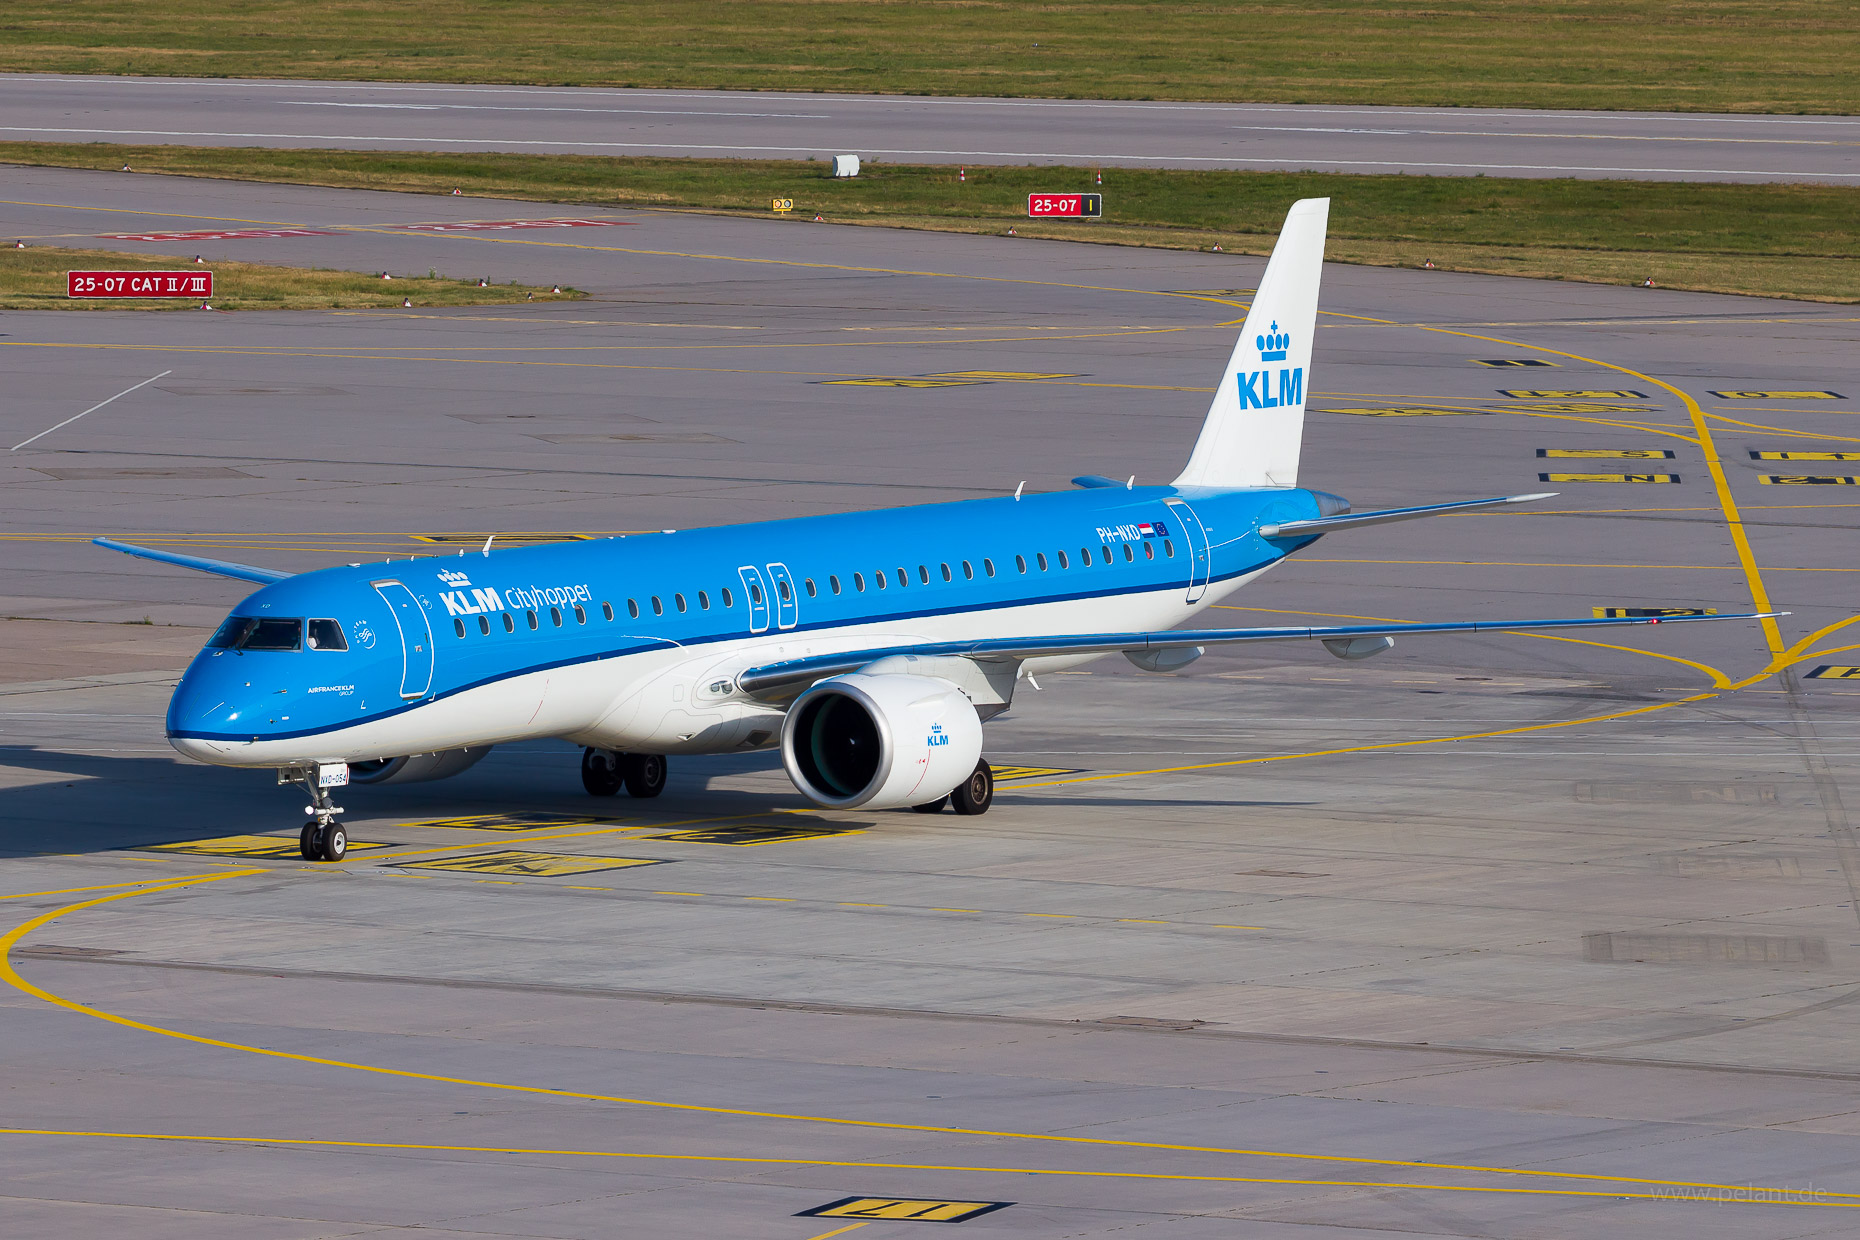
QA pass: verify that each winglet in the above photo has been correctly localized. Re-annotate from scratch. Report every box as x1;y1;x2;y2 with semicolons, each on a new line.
93;537;290;585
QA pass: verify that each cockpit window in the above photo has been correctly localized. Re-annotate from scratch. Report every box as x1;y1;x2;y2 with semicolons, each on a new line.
307;619;347;651
208;616;302;651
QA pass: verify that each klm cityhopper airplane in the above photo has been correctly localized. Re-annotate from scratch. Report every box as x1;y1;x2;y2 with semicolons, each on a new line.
99;199;1772;861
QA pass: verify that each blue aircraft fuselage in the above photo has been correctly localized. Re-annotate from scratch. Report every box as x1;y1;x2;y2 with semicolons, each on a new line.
166;483;1324;758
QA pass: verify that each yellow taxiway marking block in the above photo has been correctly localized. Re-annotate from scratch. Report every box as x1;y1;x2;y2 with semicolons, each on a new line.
1502;389;1647;399
1752;451;1860;461
1806;666;1860;680
1760;475;1858;485
1539;472;1680;483
399;851;666;878
145;835;390;860
990;764;1086;782
800;1196;1011;1222
1592;607;1718;619
1709;390;1844;399
1473;358;1557;367
1537;448;1675;459
398;812;630;832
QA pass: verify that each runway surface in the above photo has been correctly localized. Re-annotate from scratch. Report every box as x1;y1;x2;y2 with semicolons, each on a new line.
4;167;1860;1237
5;73;1860;183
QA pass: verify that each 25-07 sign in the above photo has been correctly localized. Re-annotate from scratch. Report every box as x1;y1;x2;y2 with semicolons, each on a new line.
1026;193;1102;219
68;270;213;298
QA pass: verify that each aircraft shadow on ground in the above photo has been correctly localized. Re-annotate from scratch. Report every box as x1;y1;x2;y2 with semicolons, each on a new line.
0;744;811;857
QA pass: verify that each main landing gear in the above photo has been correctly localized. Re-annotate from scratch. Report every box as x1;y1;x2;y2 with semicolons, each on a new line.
280;766;349;862
581;748;668;799
912;759;994;816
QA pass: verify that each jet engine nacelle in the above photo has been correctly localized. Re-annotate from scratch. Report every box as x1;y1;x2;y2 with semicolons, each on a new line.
349;746;492;785
781;673;983;811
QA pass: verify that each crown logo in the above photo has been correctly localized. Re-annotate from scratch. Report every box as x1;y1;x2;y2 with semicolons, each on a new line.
438;569;473;586
1257;321;1290;362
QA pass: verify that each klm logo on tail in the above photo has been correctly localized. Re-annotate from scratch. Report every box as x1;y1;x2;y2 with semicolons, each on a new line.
1237;321;1303;410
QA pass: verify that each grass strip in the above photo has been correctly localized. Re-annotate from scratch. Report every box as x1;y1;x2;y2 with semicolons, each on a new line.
6;143;1858;302
2;1;1856;115
0;244;582;311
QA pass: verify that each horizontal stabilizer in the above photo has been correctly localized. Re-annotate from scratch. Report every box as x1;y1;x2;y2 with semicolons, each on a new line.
93;537;291;585
736;609;1782;698
1260;492;1556;539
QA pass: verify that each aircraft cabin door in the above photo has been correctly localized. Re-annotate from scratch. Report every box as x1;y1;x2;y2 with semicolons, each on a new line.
1164;498;1212;604
765;562;798;630
371;579;435;699
737;565;771;633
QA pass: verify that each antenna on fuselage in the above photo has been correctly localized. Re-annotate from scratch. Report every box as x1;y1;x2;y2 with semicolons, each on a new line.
1126;475;1135;489
1014;480;1025;501
481;534;495;555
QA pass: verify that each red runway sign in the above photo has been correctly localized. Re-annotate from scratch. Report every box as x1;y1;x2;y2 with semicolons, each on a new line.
1027;193;1103;219
97;228;329;241
398;218;632;232
68;270;214;298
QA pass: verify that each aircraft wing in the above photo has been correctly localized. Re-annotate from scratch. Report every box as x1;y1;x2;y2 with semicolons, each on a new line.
735;610;1779;699
93;537;291;585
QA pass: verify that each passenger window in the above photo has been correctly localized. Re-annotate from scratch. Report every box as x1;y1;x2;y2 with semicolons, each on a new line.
307;619;347;651
602;601;614;621
853;572;864;591
940;563;952;582
627;599;640;619
675;593;687;612
750;582;763;605
777;580;790;602
918;565;929;584
574;604;586;624
1057;550;1069;569
1015;555;1026;573
721;587;733;608
804;578;816;598
503;612;515;632
1080;547;1091;565
961;560;973;580
875;570;887;589
454;618;466;638
550;606;562;626
1164;539;1175;557
897;568;908;588
1099;545;1111;564
698;590;710;610
479;615;491;635
983;558;995;577
651;596;664;616
526;610;539;630
1144;543;1155;560
830;575;841;595
1123;544;1134;562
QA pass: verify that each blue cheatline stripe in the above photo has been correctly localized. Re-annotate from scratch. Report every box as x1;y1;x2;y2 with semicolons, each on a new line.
168;563;1275;745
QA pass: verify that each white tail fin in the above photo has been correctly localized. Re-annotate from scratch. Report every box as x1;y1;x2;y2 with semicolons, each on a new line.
1174;197;1329;489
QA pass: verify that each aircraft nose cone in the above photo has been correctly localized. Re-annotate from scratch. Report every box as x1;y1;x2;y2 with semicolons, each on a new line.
166;649;256;756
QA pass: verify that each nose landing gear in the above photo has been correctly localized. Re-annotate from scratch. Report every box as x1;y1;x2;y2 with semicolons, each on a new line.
281;765;348;862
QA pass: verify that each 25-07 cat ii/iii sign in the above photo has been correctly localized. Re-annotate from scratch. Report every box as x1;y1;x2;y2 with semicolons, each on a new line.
68;270;212;298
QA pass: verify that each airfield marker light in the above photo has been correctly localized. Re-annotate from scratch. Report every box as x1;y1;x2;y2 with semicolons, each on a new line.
1424;259;1435;268
958;167;966;182
1095;169;1103;185
526;291;535;300
193;254;204;263
452;188;462;195
552;285;561;293
402;298;412;307
121;164;129;171
1212;244;1223;252
813;214;823;221
380;272;391;280
13;240;23;248
478;279;487;287
1642;278;1656;287
1007;227;1017;235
